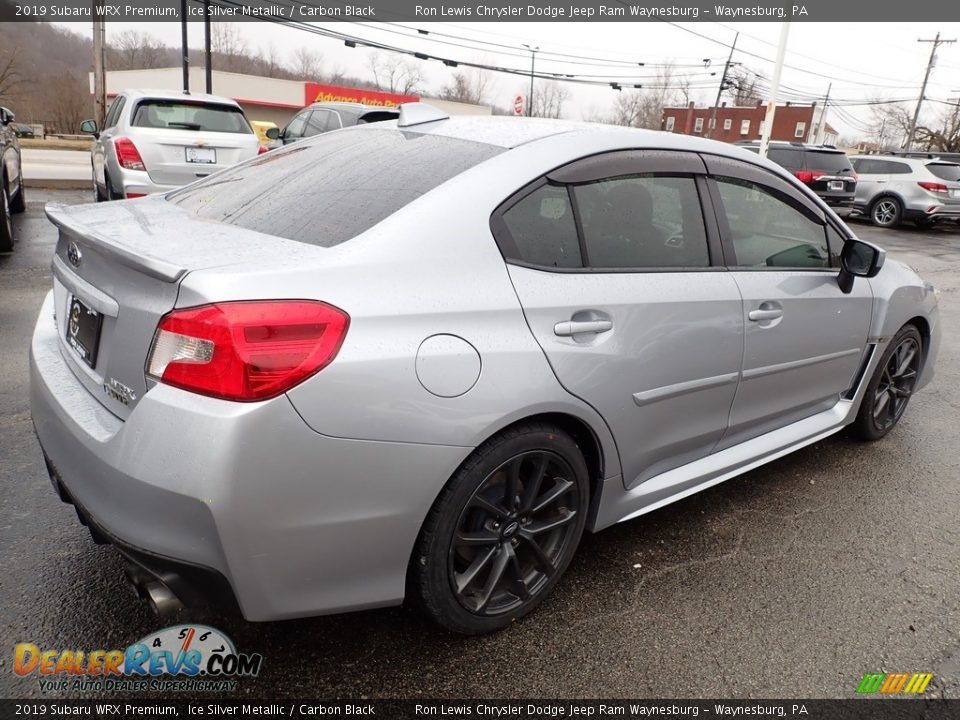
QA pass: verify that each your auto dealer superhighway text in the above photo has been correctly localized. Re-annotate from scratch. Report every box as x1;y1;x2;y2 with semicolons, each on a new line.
416;706;634;717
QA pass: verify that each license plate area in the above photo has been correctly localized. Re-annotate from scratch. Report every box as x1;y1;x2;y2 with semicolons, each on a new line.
829;180;845;191
951;189;960;198
66;295;103;368
185;146;217;164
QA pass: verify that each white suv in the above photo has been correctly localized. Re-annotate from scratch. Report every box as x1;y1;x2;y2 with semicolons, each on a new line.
80;90;263;201
849;155;960;228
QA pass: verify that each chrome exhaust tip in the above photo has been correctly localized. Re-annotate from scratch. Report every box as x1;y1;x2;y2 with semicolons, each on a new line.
143;581;185;617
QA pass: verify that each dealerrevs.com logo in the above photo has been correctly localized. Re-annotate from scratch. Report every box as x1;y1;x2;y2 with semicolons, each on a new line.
13;625;263;693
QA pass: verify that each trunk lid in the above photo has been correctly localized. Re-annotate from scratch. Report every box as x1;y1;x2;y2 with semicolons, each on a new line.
129;127;260;186
46;198;318;419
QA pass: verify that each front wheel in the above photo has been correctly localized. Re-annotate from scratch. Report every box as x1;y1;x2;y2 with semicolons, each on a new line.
410;423;589;634
850;325;923;441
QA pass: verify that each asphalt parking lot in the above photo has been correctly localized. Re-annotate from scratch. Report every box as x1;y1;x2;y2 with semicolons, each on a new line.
1;190;959;699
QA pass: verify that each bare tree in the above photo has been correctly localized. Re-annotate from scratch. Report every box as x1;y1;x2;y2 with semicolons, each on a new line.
602;64;683;129
0;48;23;101
725;68;762;106
108;30;165;70
291;46;323;80
869;101;913;150
528;81;570;119
912;102;960;152
367;52;423;96
440;68;493;106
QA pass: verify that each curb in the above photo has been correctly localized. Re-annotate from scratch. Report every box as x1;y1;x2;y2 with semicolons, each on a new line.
24;178;91;190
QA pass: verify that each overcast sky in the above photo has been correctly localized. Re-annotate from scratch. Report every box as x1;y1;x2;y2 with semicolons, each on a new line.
56;20;960;139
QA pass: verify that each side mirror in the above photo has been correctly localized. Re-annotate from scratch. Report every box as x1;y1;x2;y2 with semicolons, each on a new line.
79;119;99;137
838;238;886;294
265;127;280;140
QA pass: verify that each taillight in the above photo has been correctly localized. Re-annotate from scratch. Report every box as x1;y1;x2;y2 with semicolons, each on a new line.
794;171;815;183
146;301;350;402
125;192;146;199
257;145;269;155
918;181;948;194
114;137;145;171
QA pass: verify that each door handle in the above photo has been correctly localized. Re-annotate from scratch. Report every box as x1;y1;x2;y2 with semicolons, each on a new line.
554;320;613;337
748;308;783;322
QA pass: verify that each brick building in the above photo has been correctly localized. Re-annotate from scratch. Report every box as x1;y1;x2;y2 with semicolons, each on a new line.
661;101;837;145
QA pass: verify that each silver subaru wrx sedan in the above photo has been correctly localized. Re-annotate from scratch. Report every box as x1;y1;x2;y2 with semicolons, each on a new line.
31;104;940;634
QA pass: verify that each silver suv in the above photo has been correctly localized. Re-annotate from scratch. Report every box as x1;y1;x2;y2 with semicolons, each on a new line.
80;90;262;201
849;155;960;228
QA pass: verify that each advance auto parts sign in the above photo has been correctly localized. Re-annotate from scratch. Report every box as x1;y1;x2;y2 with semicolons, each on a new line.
304;81;418;107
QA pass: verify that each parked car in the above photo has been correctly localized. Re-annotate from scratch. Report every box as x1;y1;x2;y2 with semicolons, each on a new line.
0;106;26;252
32;106;940;634
249;120;278;147
849;155;960;228
265;101;400;148
738;141;857;209
80;90;264;201
13;123;35;139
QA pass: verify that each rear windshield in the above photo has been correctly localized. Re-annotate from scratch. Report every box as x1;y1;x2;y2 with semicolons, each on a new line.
804;150;852;173
767;147;803;169
927;163;960;182
132;100;252;134
167;129;503;247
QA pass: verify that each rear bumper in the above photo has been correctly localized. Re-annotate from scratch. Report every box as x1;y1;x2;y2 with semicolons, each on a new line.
111;166;178;197
30;291;471;620
904;204;960;222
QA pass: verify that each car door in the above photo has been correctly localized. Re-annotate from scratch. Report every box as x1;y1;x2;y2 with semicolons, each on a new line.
702;154;873;448
493;150;744;489
850;157;890;209
281;110;311;145
94;95;125;188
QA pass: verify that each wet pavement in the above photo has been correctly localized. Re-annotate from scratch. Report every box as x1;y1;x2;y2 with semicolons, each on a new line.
1;191;958;699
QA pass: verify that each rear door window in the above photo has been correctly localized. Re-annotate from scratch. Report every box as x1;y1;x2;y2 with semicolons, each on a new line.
167;129;503;247
500;184;582;268
132;100;252;134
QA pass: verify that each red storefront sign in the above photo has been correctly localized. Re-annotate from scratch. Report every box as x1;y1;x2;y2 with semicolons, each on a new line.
304;82;418;108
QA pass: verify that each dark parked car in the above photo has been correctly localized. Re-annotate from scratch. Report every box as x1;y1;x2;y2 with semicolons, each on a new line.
13;123;35;139
266;102;400;148
739;141;857;209
1;106;26;252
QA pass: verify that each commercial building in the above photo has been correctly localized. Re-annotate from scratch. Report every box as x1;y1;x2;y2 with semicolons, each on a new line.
89;68;492;127
661;101;838;146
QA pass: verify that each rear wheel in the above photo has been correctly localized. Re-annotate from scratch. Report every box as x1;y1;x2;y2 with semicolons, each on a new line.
411;423;589;634
850;325;923;441
870;197;902;228
0;177;13;253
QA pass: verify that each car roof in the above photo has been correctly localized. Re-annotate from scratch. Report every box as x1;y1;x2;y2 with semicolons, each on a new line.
120;89;243;108
850;154;959;165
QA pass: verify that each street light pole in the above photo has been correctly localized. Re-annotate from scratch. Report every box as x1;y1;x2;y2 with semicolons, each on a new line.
523;44;539;117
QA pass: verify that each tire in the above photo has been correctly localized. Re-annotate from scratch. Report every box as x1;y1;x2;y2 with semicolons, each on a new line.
870;196;902;228
850;324;923;441
410;422;589;634
93;172;105;203
9;174;25;214
0;177;13;253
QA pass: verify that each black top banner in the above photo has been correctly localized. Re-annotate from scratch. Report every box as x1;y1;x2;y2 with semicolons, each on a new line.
2;0;960;22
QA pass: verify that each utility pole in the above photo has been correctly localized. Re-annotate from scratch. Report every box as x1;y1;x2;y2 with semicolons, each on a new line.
180;0;190;94
876;116;887;153
92;11;106;129
203;0;212;93
707;32;738;139
523;44;539;117
759;21;791;159
905;32;955;151
812;82;831;144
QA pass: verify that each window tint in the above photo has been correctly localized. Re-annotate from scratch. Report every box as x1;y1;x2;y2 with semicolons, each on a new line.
303;111;328;137
804;150;852;173
104;96;125;129
284;112;309;139
767;147;803;169
927;163;960;182
573;175;709;269
132;100;251;134
716;177;829;269
501;184;582;268
168;129;503;247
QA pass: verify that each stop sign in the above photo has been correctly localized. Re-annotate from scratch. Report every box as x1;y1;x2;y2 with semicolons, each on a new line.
513;95;525;116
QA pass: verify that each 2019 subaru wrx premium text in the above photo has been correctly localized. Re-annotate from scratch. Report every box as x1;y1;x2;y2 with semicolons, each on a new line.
31;104;940;634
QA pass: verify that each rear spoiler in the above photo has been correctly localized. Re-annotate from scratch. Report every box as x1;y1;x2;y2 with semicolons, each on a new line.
45;202;188;283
